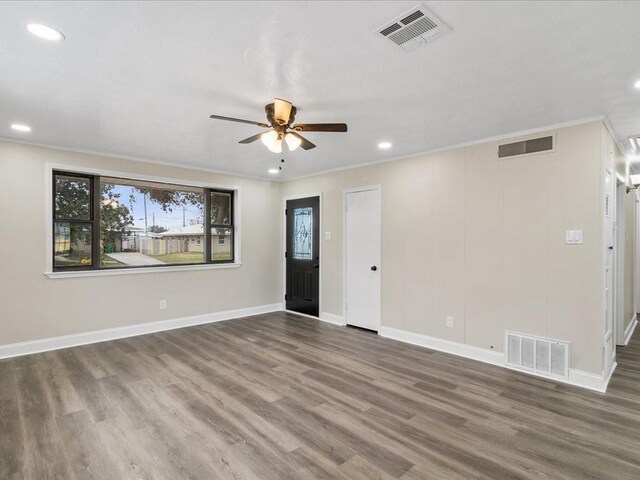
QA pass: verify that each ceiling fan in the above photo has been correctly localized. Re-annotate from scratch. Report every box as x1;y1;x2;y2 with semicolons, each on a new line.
210;98;347;153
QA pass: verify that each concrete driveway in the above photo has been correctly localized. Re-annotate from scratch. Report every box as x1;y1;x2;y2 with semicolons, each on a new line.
106;252;165;266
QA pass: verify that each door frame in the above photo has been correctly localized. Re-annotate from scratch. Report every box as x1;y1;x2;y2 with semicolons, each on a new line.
603;166;616;372
342;185;382;328
615;174;626;345
282;192;323;318
635;190;640;316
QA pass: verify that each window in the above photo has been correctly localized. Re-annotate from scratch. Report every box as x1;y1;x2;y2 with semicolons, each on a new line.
293;207;313;260
211;191;233;261
52;170;235;271
53;173;96;268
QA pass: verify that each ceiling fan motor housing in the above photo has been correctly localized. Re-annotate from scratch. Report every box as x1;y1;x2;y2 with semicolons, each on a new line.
265;103;297;127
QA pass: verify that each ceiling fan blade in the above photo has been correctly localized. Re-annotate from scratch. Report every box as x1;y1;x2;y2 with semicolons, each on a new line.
289;132;316;150
292;123;348;132
238;132;266;144
274;98;293;124
210;115;269;128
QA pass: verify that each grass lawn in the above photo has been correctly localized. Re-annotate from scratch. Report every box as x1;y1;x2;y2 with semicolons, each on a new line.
148;251;232;264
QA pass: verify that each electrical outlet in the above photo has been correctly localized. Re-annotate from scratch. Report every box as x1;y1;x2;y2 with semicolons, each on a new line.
159;300;167;310
446;316;454;328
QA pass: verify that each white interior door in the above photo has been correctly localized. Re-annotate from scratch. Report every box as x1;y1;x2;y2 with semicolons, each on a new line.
345;188;381;331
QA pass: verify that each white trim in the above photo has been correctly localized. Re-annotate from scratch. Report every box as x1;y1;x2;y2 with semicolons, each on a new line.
285;115;606;181
282;193;323;317
45;162;242;274
2;116;609;183
343;185;382;329
0;303;283;360
45;262;242;279
615;178;626;345
378;325;616;393
603;116;629;158
47;162;243;191
379;326;503;366
623;314;638;346
319;312;346;326
1;137;271;182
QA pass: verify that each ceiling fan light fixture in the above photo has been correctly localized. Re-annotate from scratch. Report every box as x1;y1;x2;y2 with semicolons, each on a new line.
261;130;278;147
267;139;283;153
284;133;302;151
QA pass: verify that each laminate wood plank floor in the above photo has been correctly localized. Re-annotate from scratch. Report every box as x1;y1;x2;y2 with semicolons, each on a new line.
2;311;640;479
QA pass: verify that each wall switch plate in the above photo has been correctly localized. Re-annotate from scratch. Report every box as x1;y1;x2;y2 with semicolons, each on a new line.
159;300;167;310
565;230;583;245
446;316;454;328
324;231;332;241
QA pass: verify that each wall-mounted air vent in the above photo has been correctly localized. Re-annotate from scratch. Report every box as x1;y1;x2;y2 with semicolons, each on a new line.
375;4;451;52
629;136;640;153
498;136;554;159
505;331;569;379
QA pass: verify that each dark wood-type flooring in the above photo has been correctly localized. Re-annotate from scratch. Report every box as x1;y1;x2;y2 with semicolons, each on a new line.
2;311;640;479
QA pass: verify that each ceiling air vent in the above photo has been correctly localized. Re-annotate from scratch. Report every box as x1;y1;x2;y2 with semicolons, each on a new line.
498;135;554;159
375;4;451;52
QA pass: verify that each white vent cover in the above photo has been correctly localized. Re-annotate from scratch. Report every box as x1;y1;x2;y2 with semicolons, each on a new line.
505;331;569;379
375;4;451;51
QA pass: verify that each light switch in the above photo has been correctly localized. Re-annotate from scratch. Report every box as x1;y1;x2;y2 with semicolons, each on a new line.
324;231;332;241
565;230;583;245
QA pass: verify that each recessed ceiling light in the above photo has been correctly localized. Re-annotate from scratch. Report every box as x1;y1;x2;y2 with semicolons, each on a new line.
634;79;640;90
11;123;31;133
378;141;392;149
26;23;64;41
268;168;279;175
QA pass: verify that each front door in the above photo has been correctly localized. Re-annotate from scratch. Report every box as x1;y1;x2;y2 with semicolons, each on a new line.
286;196;320;317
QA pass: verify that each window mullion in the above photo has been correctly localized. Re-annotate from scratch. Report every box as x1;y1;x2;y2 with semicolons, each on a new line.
204;188;212;264
92;175;101;269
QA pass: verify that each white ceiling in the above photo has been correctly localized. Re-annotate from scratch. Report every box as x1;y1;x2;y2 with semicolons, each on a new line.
1;1;640;180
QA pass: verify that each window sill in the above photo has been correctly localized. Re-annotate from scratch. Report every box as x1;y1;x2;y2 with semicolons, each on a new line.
44;262;242;279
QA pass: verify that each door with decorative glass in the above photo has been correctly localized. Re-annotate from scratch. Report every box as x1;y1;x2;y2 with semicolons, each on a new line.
286;196;320;316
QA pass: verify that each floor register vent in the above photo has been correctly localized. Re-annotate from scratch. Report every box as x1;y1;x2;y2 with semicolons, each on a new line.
505;331;569;379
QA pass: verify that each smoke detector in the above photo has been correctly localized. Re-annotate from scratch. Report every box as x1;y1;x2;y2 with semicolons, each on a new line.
375;4;451;52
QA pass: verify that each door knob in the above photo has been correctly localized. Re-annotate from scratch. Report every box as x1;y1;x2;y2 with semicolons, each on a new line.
313;264;319;269
371;266;377;271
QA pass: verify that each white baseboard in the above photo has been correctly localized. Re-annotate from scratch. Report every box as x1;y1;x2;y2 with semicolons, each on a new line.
379;326;504;366
0;303;283;360
319;312;346;326
378;325;615;393
623;315;638;346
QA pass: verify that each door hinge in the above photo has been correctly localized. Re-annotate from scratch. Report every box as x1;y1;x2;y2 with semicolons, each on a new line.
285;251;288;258
285;294;287;301
285;208;287;215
